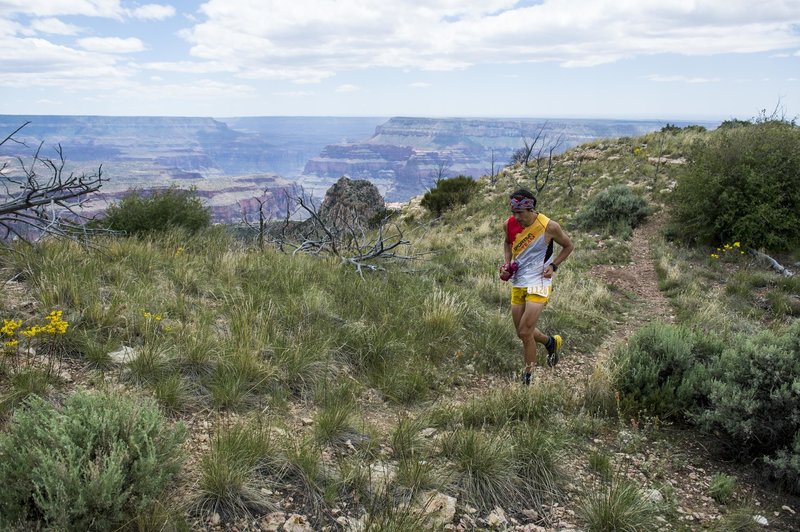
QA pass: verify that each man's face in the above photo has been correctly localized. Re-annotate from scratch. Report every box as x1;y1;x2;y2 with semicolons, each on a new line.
512;208;536;226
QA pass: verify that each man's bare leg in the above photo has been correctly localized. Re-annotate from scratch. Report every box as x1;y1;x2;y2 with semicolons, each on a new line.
516;301;546;382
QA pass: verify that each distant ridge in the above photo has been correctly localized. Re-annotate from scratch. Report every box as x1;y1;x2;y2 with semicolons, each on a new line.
0;115;719;219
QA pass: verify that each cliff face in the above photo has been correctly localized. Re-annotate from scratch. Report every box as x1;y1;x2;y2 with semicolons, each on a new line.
300;116;710;201
302;117;573;201
0;115;380;223
319;176;385;227
0;115;717;222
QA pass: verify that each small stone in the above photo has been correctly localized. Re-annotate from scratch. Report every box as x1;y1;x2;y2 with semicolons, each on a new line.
209;513;221;526
260;512;286;532
420;428;437;438
283;513;313;532
782;505;796;514
645;489;663;504
270;427;288;437
301;417;314;426
368;462;397;494
418;491;457;527
108;345;135;364
487;507;507;527
753;515;769;527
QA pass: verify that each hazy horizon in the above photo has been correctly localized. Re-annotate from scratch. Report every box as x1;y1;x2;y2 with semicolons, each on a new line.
1;113;727;123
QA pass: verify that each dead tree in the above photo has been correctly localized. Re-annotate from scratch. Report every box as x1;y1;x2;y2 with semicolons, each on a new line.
487;148;499;185
525;134;564;195
511;123;565;194
651;131;667;187
239;191;275;250
566;154;583;197
276;190;423;276
0;122;106;243
432;161;451;187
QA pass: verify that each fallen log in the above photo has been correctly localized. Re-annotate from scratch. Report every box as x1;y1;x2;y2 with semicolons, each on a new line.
748;249;795;277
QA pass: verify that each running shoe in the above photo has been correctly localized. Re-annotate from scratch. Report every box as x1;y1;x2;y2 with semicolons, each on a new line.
546;334;562;367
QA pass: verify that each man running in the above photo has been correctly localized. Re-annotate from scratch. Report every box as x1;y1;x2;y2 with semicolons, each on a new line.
501;188;574;385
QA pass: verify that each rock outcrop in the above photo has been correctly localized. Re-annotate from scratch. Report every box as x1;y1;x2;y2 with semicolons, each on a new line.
319;176;385;227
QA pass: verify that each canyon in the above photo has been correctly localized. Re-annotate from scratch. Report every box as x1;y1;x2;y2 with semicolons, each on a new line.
0;115;716;222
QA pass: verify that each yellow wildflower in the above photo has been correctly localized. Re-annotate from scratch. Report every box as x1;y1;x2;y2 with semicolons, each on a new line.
733;242;741;248
1;319;22;337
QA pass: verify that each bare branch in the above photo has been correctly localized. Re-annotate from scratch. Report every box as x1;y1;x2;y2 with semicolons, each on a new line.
0;123;107;244
270;188;421;276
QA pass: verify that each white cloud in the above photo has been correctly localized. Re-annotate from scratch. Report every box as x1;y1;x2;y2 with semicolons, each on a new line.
0;0;125;19
129;4;175;20
271;90;315;98
335;84;361;93
409;82;431;88
29;17;82;35
141;60;237;74
77;36;145;53
0;1;175;21
112;79;256;100
648;75;721;84
0;36;130;88
175;0;800;81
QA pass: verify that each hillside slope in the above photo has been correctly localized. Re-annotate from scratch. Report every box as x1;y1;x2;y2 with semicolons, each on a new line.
1;128;799;531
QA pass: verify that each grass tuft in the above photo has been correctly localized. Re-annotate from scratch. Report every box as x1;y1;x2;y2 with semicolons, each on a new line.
578;474;659;531
196;419;277;519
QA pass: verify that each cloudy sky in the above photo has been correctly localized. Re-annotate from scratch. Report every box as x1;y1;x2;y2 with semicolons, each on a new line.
1;0;799;120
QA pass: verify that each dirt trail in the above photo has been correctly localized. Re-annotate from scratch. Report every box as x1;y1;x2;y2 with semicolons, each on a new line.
586;215;674;350
547;215;675;384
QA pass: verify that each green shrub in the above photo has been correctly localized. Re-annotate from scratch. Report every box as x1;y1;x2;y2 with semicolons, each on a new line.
574;185;652;238
0;390;186;531
671;120;800;251
698;322;800;461
763;431;800;494
613;322;720;419
709;473;737;504
101;186;211;235
420;175;480;216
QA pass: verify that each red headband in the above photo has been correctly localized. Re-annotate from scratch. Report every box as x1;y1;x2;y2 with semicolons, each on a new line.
509;197;535;210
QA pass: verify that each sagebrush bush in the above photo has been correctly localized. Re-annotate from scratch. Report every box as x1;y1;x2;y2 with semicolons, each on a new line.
574;184;652;238
763;431;800;495
101;186;211;235
671;119;800;251
698;322;800;461
420;175;480;216
613;322;720;419
0;390;186;531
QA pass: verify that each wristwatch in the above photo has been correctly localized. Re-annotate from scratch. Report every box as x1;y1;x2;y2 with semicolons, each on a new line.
551;262;559;272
